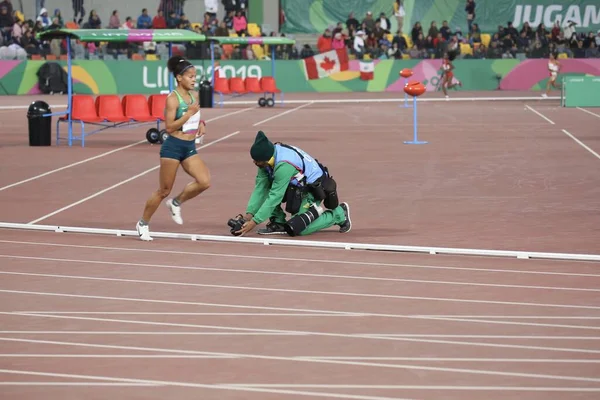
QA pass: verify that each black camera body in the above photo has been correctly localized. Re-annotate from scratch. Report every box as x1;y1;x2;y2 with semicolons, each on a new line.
227;214;246;236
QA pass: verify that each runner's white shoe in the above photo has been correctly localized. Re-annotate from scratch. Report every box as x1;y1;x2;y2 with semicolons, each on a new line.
166;198;183;225
136;221;153;241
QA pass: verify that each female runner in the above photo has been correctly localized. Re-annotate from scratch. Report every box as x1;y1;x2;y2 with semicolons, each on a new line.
542;52;561;98
440;51;462;98
136;56;210;241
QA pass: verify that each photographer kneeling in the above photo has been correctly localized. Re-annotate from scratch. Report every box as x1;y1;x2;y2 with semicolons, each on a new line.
230;131;351;237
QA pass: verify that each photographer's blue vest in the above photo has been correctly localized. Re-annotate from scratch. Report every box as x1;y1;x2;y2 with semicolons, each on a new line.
266;143;323;187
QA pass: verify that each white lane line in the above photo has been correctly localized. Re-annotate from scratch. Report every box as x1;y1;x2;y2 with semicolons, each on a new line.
525;105;555;124
6;313;600;354
1;254;597;293
0;369;413;400
576;107;600;120
561;129;600;161
1;270;599;310
2;239;599;278
26;130;240;225
0;107;253;193
1;340;600;383
252;102;313;126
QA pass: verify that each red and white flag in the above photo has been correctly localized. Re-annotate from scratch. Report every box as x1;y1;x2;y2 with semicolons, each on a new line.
359;60;374;80
303;48;349;80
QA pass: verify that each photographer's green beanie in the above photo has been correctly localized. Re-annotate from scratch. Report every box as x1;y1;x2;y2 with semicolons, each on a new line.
250;131;275;161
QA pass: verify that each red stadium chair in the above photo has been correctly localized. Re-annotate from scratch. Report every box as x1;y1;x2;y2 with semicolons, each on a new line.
61;95;103;122
244;77;263;94
213;77;230;107
56;95;104;147
148;94;167;121
259;77;284;106
122;94;156;122
95;95;129;122
229;77;247;95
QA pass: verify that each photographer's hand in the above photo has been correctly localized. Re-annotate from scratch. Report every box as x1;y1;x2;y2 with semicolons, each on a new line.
235;219;257;236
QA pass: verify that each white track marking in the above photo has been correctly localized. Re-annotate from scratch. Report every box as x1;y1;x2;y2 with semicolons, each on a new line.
0;369;412;400
576;107;600;119
0;354;238;358
27;102;313;225
0;289;360;315
0;108;253;193
225;384;600;392
0;141;146;191
1;239;599;277
26;130;240;225
0;254;596;293
4;290;600;327
3;355;600;363
0;340;599;383
0;382;160;386
561;129;600;160
252;102;313;126
401;316;600;331
2;270;599;310
1;331;598;340
5;312;360;316
525;105;555;124
295;357;600;363
5;314;600;354
0;330;306;336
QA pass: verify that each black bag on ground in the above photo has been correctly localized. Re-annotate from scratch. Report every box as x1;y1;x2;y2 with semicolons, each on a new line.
37;62;68;94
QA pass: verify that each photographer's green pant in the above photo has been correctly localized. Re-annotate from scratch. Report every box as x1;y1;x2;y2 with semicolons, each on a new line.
245;162;346;236
270;192;347;236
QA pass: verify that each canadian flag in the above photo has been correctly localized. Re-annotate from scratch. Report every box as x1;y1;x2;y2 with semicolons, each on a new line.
303;48;349;80
359;60;374;80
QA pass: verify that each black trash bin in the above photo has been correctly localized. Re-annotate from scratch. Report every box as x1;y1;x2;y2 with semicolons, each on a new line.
27;100;52;146
199;80;213;108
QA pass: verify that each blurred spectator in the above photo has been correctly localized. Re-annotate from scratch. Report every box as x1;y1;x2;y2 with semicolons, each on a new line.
465;0;475;33
167;11;178;28
0;4;12;42
317;28;332;53
300;43;314;58
346;12;359;33
72;0;84;24
440;21;451;40
137;9;152;29
353;29;365;59
204;0;217;18
363;11;375;32
331;31;345;50
214;21;228;37
109;10;120;28
469;23;481;45
36;8;50;29
88;10;101;29
411;22;422;44
153;10;167;29
392;30;407;52
223;10;234;30
122;16;134;29
427;21;438;39
233;10;247;36
378;12;390;33
393;0;405;33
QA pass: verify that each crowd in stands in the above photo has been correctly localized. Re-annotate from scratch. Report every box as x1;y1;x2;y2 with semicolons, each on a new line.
313;3;600;61
0;0;599;61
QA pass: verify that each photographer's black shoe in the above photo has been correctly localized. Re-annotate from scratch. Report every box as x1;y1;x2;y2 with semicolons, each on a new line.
258;221;287;235
339;202;352;233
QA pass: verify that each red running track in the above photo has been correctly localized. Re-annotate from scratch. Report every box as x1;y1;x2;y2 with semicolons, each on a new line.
0;91;599;399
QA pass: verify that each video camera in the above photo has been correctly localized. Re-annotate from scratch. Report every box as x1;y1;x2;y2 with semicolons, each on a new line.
227;214;246;236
